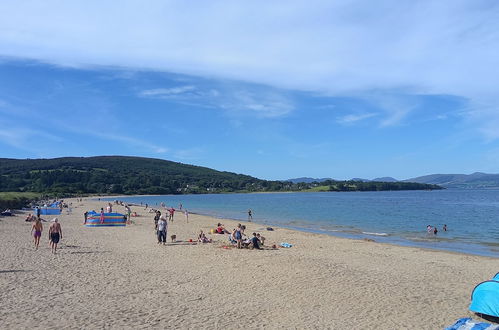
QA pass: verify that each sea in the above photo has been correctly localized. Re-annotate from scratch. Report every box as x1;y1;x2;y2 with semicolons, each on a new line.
103;189;499;258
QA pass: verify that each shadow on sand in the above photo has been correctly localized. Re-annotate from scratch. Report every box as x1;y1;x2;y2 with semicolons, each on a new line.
0;269;32;274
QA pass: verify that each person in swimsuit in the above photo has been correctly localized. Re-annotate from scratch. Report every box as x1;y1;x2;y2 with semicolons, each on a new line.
235;224;243;249
100;208;105;224
48;218;62;254
31;218;43;250
248;209;252;221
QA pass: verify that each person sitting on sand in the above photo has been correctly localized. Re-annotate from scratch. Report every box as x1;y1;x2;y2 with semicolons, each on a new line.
256;233;265;245
25;213;34;222
31;218;43;250
216;223;228;234
198;230;211;243
228;231;237;244
250;233;262;250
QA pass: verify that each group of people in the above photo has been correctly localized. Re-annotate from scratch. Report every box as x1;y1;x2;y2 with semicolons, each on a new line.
1;209;12;216
427;224;447;235
31;217;63;253
214;223;265;249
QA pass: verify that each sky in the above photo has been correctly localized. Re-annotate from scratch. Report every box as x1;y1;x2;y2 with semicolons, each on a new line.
1;0;499;181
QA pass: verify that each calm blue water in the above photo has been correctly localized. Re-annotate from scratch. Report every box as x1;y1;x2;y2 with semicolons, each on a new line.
104;189;499;257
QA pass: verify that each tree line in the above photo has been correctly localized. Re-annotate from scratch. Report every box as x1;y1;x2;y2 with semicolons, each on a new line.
0;156;443;195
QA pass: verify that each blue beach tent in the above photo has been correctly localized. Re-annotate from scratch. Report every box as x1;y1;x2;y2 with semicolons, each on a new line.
469;275;499;320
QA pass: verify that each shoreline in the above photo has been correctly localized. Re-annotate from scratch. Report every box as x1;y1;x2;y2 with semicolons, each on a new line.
99;194;499;259
1;197;498;329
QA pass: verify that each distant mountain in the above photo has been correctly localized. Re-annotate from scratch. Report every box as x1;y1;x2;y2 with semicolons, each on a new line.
350;178;371;182
372;177;398;182
286;177;333;184
405;172;499;188
289;177;399;183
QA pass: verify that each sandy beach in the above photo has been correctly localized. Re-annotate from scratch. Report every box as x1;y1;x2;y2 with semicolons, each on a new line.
0;197;497;329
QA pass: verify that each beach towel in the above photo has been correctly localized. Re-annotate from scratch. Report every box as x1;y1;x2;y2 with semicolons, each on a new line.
445;317;499;330
280;242;293;248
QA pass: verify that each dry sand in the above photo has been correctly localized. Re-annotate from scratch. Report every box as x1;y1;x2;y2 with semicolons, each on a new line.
0;197;498;329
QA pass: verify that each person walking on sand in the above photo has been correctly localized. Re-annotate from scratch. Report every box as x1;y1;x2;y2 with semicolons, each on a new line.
169;207;175;222
157;215;168;245
125;205;131;224
48;218;62;254
31;218;43;250
154;210;160;230
248;209;253;222
184;209;189;223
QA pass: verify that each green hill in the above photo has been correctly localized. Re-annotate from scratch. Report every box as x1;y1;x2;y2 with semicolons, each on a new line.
0;156;272;195
0;156;443;195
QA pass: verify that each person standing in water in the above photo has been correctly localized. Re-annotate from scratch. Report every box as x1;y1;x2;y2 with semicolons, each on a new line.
443;224;447;231
248;209;253;222
48;218;62;254
31;218;43;250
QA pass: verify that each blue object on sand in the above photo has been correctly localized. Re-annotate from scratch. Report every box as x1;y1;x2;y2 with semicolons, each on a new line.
280;242;292;248
470;275;499;319
445;317;499;330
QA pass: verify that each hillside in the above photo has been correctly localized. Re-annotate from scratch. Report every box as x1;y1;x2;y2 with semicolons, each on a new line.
0;156;275;195
0;156;442;195
405;172;499;188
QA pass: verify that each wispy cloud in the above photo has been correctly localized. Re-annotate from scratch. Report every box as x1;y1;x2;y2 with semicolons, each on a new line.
0;1;498;138
336;112;377;125
139;84;294;118
140;85;196;97
0;124;62;150
221;90;294;118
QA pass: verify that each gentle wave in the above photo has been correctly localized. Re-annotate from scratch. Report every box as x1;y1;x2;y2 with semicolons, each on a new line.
362;231;389;236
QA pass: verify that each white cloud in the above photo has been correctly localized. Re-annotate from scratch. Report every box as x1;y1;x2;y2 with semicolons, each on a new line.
0;125;62;150
140;86;196;97
336;112;377;125
0;1;498;135
139;84;294;118
222;90;294;118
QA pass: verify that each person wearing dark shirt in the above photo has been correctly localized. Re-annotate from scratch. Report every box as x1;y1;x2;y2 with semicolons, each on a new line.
250;232;261;250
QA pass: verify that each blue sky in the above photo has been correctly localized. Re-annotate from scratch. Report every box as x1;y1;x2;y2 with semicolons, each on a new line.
1;1;499;180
